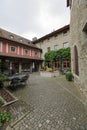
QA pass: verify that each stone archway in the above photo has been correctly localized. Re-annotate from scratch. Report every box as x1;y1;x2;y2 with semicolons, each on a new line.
74;45;79;76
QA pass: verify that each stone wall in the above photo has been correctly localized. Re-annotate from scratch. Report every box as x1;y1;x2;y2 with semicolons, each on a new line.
70;0;87;96
36;30;70;59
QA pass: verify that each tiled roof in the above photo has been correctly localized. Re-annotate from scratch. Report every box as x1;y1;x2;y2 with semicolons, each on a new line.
33;25;70;44
0;28;41;50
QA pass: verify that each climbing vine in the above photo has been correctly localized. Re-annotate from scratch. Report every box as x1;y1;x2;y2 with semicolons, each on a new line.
44;47;71;70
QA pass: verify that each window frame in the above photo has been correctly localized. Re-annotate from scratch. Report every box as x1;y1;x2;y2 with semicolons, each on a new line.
47;47;51;52
63;42;69;48
54;45;59;50
10;35;14;39
10;46;16;53
24;49;29;55
63;30;68;36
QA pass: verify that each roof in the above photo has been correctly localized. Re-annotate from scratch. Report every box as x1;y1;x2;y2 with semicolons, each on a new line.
0;28;41;50
33;25;70;44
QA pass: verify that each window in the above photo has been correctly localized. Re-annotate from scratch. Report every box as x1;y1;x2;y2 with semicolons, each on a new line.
47;47;50;52
63;42;69;48
10;35;14;39
10;46;16;52
28;41;30;44
35;51;37;55
47;62;50;68
24;49;28;54
63;60;70;68
54;34;58;39
54;61;59;68
47;38;50;41
54;45;59;50
54;34;58;37
20;39;23;42
63;30;68;36
0;42;2;52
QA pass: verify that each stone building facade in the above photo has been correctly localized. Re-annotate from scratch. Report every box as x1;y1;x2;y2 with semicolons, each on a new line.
33;25;70;59
67;0;87;96
0;28;43;74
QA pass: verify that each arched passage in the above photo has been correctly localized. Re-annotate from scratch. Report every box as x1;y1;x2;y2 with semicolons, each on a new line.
74;45;79;75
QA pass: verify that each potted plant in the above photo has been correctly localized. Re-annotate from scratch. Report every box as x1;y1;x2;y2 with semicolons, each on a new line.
66;72;73;81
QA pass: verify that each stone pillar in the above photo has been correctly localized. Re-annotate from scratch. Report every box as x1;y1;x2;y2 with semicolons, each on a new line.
39;62;41;72
32;62;35;72
30;62;33;73
9;61;12;75
19;62;22;73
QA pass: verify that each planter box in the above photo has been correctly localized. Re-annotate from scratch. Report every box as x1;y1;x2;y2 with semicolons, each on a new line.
40;71;60;77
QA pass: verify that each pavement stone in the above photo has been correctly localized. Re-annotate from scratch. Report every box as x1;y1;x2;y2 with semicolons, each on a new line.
7;73;87;130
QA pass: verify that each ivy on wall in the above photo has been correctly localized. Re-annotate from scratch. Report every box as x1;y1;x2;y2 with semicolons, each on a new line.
44;47;71;70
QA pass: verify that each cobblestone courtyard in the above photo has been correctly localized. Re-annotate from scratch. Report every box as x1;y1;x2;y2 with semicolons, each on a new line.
8;73;87;130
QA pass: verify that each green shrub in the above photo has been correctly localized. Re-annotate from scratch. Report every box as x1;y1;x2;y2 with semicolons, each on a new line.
0;74;7;88
0;74;7;82
66;72;73;81
0;99;4;106
0;111;12;127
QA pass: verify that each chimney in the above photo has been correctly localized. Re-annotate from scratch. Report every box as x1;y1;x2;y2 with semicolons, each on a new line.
32;37;37;41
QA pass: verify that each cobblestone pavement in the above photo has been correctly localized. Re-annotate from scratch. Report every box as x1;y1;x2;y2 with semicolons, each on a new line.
8;73;87;130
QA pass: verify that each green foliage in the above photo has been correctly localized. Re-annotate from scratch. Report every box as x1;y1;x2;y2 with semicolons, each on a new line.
0;111;12;127
0;74;7;82
44;50;57;61
0;62;9;69
56;47;71;60
44;50;57;69
66;72;73;81
0;74;7;88
0;99;4;106
44;47;71;70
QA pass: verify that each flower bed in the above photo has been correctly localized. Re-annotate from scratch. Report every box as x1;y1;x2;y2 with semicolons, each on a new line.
0;88;18;106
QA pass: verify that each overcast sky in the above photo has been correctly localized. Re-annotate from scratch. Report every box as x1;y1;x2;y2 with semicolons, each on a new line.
0;0;70;40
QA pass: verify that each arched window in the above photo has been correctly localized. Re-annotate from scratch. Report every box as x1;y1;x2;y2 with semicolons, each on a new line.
74;45;79;75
